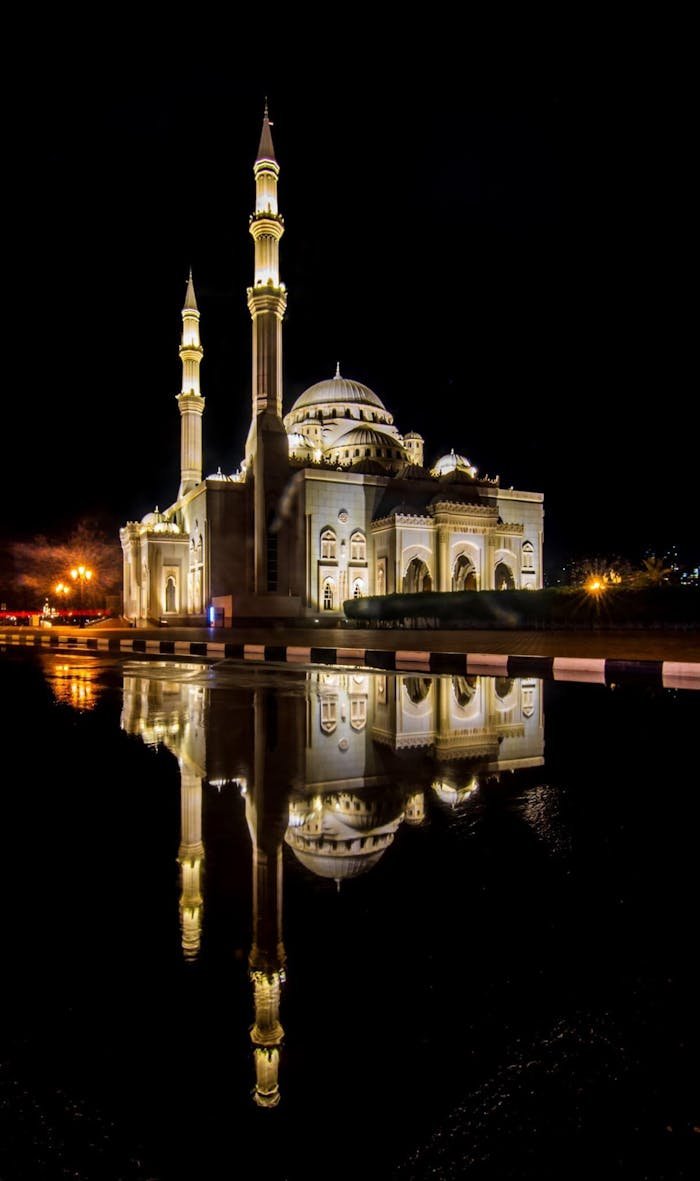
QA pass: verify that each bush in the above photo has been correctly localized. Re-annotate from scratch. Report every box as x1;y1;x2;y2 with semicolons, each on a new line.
343;588;700;630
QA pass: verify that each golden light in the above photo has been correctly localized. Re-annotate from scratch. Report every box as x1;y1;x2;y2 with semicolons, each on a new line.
585;577;605;594
55;581;70;596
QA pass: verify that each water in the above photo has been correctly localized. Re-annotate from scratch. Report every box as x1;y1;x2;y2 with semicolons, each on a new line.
1;650;698;1179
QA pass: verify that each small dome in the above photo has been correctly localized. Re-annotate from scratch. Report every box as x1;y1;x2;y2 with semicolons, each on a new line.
290;367;386;414
431;449;477;478
335;425;404;450
404;430;423;440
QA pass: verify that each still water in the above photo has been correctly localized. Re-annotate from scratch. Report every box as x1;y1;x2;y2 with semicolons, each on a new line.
1;651;698;1179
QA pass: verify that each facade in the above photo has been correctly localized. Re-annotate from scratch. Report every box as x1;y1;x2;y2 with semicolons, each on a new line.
120;111;544;624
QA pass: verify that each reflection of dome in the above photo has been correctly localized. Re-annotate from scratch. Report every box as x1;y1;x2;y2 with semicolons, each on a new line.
284;795;403;879
432;775;479;807
431;449;477;478
290;370;386;414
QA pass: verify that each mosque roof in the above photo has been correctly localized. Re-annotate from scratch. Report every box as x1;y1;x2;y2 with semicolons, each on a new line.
334;425;403;449
432;449;477;478
289;365;386;413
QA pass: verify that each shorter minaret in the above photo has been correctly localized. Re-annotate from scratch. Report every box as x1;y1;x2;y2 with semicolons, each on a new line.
177;269;205;499
177;761;205;961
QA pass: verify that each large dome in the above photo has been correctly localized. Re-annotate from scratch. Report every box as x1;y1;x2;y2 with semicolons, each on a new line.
289;367;386;414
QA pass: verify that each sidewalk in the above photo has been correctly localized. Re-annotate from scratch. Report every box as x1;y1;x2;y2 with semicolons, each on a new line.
3;624;698;688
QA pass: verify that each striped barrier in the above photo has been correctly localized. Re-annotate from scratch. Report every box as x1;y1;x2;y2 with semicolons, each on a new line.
1;630;699;688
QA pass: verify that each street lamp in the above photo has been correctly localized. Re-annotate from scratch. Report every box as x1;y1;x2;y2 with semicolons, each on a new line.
70;565;93;607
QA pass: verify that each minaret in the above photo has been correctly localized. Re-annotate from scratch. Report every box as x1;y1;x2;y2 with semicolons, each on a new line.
245;104;293;598
246;102;287;436
177;269;205;499
177;761;205;961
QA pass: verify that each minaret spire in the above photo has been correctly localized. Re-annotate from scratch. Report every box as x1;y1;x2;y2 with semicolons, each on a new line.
177;269;205;498
247;103;287;430
256;98;277;164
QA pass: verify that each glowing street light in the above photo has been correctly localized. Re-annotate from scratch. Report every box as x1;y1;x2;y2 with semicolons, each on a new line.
70;564;93;606
55;581;70;599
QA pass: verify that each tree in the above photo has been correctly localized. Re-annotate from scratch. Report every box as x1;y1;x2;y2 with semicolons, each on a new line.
10;519;121;609
634;556;673;588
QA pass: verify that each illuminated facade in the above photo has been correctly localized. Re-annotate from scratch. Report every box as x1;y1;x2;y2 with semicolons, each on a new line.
120;110;544;623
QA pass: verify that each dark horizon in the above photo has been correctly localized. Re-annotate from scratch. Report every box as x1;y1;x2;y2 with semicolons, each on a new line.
8;47;694;577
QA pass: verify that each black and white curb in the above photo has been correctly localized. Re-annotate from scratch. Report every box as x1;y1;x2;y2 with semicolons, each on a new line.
1;630;698;689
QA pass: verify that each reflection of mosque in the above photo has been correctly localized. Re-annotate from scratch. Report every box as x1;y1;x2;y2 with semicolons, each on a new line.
120;666;543;1105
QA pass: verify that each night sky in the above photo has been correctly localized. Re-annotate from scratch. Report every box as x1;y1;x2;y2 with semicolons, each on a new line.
8;32;693;576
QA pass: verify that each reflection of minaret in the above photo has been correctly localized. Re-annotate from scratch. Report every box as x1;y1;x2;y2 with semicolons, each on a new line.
245;688;302;1107
177;761;204;961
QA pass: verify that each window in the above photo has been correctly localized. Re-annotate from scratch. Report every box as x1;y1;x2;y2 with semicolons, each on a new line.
350;697;367;730
522;541;535;571
322;578;335;610
320;697;338;733
352;579;364;598
165;576;176;613
350;531;366;561
321;529;337;560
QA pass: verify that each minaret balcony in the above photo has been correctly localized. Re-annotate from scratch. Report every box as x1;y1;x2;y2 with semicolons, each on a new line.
249;214;285;240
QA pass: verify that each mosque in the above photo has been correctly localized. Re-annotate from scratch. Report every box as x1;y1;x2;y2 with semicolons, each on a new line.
120;110;544;624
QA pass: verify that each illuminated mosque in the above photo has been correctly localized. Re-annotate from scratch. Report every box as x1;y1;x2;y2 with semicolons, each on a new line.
120;110;544;624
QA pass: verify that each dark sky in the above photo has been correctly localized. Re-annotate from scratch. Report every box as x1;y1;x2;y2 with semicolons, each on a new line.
8;30;693;575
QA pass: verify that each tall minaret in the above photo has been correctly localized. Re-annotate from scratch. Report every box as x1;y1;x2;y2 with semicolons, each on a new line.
177;269;205;499
247;102;287;435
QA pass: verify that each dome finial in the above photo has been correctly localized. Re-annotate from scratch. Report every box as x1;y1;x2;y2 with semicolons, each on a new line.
334;361;341;379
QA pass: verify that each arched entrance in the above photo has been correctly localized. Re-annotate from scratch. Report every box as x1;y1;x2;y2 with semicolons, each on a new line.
495;561;515;591
403;557;432;593
452;554;477;591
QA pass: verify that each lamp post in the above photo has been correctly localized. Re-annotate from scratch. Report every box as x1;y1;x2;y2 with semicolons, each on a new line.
70;565;93;609
54;582;71;609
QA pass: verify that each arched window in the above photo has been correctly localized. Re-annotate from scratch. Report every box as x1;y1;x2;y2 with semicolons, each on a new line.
404;677;431;704
452;553;477;591
403;557;432;593
495;561;515;591
320;696;338;733
165;576;176;613
350;697;367;730
352;579;364;598
522;541;535;571
350;531;366;561
453;676;477;708
321;529;337;560
322;579;335;610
